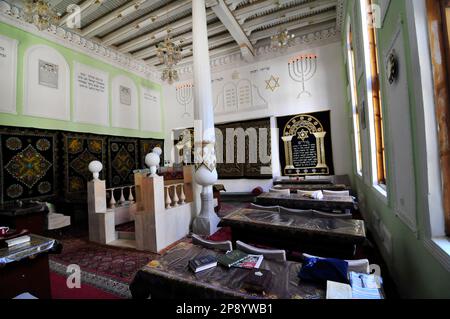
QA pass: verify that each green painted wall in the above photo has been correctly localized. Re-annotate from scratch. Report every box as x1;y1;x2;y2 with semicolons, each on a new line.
341;0;450;298
0;21;164;139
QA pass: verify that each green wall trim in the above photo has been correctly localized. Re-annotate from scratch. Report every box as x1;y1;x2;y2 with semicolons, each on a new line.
0;21;164;139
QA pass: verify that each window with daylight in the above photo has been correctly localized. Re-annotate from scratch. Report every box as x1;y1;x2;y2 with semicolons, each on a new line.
347;22;363;176
361;0;387;191
427;0;450;235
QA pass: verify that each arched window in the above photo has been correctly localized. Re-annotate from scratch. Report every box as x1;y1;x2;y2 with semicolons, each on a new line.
346;21;363;176
361;0;387;190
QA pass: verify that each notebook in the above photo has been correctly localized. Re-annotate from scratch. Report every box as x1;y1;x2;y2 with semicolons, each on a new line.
217;250;248;268
189;255;217;273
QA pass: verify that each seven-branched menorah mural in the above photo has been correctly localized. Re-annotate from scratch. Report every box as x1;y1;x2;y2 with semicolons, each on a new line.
288;54;318;98
176;83;194;118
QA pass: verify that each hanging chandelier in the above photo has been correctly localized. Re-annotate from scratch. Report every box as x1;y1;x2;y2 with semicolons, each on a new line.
270;0;295;51
271;29;295;51
156;32;182;84
22;0;61;31
161;67;179;85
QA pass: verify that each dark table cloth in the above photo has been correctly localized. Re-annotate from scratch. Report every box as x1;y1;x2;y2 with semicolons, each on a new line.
130;242;325;299
219;208;366;259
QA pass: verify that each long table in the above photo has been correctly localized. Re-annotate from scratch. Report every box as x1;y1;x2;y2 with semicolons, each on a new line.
129;242;324;299
219;208;366;258
256;192;356;214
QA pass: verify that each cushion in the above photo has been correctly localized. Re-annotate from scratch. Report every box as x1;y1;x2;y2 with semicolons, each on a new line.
298;257;349;285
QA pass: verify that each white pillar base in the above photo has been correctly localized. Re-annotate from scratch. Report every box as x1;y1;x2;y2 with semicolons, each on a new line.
192;192;220;236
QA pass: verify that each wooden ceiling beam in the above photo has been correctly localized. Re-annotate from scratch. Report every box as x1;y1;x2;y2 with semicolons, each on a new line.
249;9;336;43
133;22;227;59
101;0;192;46
242;0;336;35
208;0;255;62
117;9;215;53
80;0;148;37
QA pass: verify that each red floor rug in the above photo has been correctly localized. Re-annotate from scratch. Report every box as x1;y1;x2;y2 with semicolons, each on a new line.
49;238;158;298
50;272;122;299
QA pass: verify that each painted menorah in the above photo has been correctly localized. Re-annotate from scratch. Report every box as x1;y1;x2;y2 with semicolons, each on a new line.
288;54;318;98
176;83;194;118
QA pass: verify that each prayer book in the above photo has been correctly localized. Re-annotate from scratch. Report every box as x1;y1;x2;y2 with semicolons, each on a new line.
189;255;217;273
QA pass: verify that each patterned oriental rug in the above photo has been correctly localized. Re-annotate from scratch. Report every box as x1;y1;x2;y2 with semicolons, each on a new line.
49;238;158;298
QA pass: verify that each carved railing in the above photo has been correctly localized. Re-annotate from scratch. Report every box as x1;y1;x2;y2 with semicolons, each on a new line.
106;185;135;209
164;183;187;209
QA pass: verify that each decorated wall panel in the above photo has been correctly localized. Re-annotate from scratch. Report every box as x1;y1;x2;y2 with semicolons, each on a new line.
0;126;164;204
277;111;334;176
108;137;139;187
0;128;58;203
173;118;272;179
62;133;107;201
140;138;165;168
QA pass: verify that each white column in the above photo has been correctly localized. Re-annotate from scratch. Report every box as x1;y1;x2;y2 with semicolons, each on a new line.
191;0;220;236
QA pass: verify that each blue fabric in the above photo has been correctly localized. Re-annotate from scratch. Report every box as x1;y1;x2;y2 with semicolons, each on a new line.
298;257;349;284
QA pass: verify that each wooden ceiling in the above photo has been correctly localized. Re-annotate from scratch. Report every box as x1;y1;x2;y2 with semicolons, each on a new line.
40;0;342;68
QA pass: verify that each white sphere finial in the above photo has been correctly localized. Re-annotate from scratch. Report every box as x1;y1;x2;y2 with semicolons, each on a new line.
145;152;160;177
88;160;103;180
152;146;162;156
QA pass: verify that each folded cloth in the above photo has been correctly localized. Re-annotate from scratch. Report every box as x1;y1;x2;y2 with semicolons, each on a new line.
322;190;350;197
297;190;324;200
298;257;349;285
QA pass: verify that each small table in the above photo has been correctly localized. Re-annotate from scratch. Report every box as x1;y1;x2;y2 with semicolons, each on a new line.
0;234;58;299
219;208;366;258
256;192;356;214
130;242;325;299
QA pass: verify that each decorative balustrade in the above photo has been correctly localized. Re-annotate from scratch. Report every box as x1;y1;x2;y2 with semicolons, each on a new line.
106;185;135;209
164;183;186;209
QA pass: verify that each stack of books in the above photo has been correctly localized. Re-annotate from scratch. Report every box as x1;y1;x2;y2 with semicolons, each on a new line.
4;235;31;248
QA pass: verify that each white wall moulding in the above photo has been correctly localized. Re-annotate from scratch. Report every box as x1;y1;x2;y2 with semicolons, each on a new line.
382;20;417;232
0;34;17;114
73;62;109;126
0;0;161;82
140;86;162;133
23;45;70;121
111;75;138;130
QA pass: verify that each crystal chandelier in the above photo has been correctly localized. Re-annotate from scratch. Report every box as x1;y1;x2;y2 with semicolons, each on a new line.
156;32;182;84
22;0;60;31
271;29;295;51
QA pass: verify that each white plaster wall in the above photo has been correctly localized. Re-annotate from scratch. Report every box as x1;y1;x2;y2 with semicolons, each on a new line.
73;62;109;126
23;45;70;120
163;41;352;193
0;34;17;114
140;86;162;133
111;75;139;129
